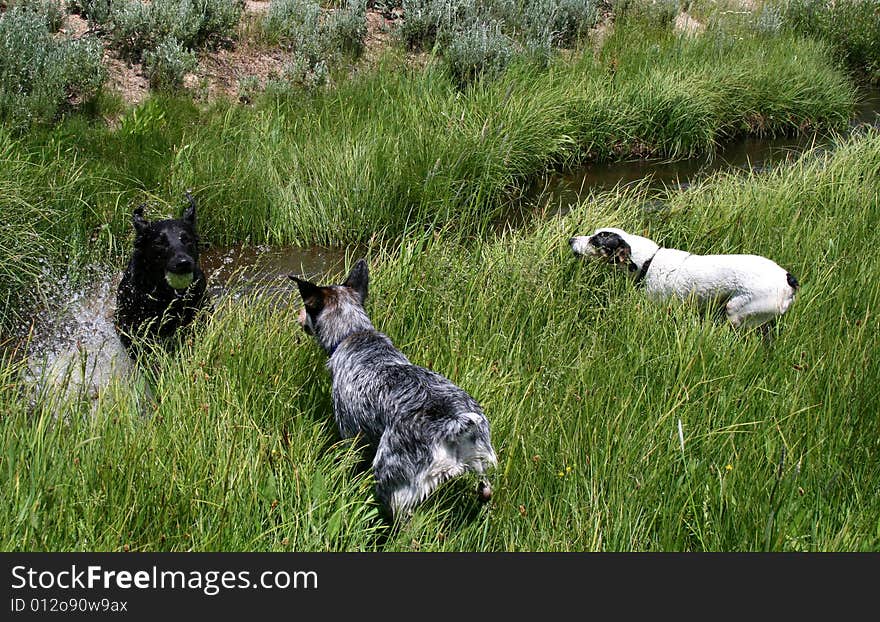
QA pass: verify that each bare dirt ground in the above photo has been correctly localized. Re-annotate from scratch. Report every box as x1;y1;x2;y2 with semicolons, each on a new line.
58;1;760;110
674;11;707;36
61;4;403;109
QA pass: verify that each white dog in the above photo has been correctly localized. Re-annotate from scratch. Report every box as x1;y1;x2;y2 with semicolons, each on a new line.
569;227;799;330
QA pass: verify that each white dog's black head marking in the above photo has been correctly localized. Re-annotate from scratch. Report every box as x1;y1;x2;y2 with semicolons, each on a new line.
569;227;660;284
569;226;798;331
289;259;497;520
570;230;636;271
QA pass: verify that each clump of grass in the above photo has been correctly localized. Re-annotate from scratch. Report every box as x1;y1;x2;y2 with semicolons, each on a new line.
776;0;880;83
0;129;94;331
0;6;106;128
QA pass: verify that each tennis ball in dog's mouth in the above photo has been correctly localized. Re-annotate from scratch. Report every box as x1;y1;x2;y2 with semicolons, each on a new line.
165;271;194;290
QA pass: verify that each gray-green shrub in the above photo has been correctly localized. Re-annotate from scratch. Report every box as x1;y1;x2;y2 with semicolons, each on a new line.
0;7;106;128
326;0;369;58
9;0;67;32
445;19;514;88
263;0;323;50
107;0;244;63
399;0;478;50
262;0;367;84
610;0;679;26
513;0;600;58
144;37;199;91
67;0;113;24
107;0;158;61
398;0;600;78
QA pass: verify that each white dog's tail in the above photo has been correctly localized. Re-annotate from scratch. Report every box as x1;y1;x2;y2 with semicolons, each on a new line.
776;272;799;316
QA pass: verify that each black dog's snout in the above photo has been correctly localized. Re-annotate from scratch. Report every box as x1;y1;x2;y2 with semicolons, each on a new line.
568;237;577;246
170;256;194;273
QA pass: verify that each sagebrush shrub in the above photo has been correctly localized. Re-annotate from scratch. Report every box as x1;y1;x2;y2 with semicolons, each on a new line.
610;0;679;25
67;0;113;24
512;0;599;57
0;7;106;128
9;0;67;32
326;0;368;58
445;19;514;88
398;0;599;72
144;37;199;91
237;75;261;103
263;0;323;50
108;0;244;63
181;0;244;49
753;3;784;35
107;0;160;61
262;0;367;82
543;0;599;46
399;0;478;50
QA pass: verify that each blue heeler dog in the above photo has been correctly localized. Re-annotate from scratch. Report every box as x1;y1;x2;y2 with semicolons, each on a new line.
115;192;207;357
291;259;498;519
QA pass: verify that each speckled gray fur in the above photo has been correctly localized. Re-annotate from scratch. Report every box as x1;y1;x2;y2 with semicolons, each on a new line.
291;259;497;518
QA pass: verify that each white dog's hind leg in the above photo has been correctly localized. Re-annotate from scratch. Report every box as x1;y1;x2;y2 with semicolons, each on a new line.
726;294;779;330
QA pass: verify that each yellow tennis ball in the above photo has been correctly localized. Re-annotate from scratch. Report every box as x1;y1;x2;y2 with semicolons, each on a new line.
165;271;194;290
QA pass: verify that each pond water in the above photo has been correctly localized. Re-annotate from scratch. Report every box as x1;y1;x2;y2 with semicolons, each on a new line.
518;85;880;220
18;86;880;409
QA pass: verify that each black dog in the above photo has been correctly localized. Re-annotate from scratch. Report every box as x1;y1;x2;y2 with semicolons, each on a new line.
115;192;208;357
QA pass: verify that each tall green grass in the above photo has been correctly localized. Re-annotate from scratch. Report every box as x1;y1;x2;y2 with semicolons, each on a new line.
776;0;880;83
9;25;856;250
0;128;99;332
3;130;878;551
169;28;856;245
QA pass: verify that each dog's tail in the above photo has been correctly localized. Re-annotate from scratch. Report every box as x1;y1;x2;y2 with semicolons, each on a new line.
786;272;799;291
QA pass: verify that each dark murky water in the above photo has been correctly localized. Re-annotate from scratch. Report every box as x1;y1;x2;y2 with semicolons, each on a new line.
21;87;880;406
519;85;880;220
200;243;352;293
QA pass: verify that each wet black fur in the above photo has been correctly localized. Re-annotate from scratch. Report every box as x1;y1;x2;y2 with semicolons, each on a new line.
115;192;207;357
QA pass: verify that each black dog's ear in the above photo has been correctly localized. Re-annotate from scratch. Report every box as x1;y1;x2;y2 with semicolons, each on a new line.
183;190;197;226
343;258;368;303
132;204;149;235
289;274;323;307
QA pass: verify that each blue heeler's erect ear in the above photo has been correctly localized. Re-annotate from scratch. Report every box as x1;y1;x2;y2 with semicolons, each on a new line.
343;258;369;304
289;274;323;307
183;190;197;226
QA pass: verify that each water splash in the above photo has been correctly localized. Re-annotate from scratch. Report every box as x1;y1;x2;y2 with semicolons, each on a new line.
18;245;351;414
22;269;138;414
